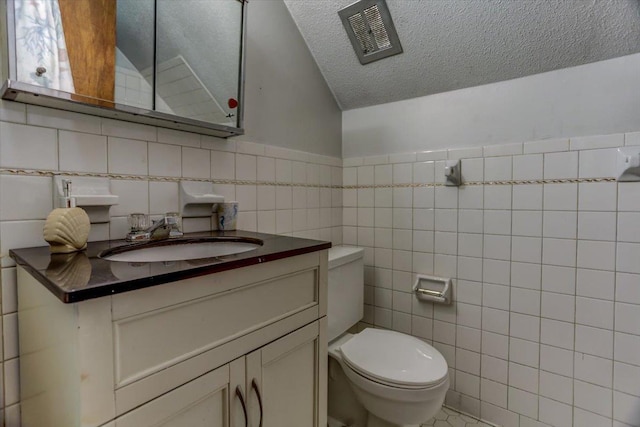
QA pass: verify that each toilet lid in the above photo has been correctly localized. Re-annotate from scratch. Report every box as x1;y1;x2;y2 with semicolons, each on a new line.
340;329;448;388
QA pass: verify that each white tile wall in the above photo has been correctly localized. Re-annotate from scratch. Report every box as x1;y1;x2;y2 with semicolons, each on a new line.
60;131;108;173
182;147;211;179
626;132;640;147
2;98;639;427
0;101;343;426
544;151;578;179
513;154;543;180
347;130;640;427
0;122;58;170
109;137;148;175
148;142;182;177
579;148;618;179
523;138;570;154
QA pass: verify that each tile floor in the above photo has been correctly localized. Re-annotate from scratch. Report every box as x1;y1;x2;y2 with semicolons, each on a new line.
422;407;495;427
328;406;495;427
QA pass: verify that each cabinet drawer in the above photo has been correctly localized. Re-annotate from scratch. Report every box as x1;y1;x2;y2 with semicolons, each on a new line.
114;267;318;387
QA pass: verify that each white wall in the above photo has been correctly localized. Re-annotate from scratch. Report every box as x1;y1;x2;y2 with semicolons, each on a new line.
241;0;342;158
343;53;640;158
344;131;640;427
341;50;640;427
0;1;342;425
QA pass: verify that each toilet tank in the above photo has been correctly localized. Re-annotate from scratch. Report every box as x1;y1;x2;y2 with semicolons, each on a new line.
328;246;364;341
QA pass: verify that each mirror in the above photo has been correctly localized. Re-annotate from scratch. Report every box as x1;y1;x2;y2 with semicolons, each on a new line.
154;0;242;126
3;0;246;137
116;0;155;110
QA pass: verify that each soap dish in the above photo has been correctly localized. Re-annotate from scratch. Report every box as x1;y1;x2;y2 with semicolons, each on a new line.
179;181;224;217
53;176;118;223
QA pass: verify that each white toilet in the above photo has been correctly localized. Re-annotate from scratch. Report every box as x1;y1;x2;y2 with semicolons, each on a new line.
327;246;449;427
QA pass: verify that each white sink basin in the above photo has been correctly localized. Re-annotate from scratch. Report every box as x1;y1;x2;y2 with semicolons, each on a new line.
100;237;262;263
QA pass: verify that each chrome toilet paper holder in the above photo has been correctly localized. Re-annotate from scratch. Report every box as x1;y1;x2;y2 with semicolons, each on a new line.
413;274;452;304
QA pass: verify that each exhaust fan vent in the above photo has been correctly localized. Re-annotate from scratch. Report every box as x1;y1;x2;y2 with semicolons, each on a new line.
339;0;402;65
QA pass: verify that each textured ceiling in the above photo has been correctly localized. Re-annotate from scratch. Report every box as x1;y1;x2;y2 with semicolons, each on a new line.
283;0;640;110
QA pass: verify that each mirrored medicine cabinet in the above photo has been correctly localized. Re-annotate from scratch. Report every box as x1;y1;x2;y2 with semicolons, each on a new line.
1;0;247;138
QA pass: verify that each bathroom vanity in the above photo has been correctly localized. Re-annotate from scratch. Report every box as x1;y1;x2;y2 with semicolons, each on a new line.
10;231;330;427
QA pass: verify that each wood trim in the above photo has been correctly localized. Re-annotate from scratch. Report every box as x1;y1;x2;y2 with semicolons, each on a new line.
58;0;116;103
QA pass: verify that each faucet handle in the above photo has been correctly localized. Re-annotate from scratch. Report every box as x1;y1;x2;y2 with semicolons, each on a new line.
165;212;180;225
128;213;149;232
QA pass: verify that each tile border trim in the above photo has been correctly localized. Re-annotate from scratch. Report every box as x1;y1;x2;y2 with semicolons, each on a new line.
0;168;338;188
0;168;616;188
345;177;616;189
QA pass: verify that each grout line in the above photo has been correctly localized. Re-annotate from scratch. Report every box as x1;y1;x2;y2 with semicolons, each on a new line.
571;175;579;419
611;182;619;415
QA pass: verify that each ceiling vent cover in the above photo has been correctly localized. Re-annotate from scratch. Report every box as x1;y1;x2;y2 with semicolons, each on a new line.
338;0;403;65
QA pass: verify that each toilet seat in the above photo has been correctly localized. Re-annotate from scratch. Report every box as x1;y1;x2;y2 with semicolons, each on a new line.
339;329;448;390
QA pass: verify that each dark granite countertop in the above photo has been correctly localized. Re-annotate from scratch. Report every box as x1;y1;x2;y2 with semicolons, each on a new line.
10;230;331;304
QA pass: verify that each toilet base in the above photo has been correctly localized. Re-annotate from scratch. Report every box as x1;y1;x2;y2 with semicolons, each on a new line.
328;415;352;427
328;356;368;427
367;413;418;427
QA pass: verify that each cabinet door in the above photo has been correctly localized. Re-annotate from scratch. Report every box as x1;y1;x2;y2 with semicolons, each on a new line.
115;358;247;427
246;320;327;427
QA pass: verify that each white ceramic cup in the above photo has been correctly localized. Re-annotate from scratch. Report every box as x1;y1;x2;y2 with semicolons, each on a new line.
216;202;239;231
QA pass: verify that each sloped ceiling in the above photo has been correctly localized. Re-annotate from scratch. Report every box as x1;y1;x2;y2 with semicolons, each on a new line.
283;0;640;110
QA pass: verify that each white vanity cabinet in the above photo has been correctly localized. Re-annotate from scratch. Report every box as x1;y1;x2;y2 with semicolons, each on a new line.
246;320;326;427
17;250;328;427
112;358;244;427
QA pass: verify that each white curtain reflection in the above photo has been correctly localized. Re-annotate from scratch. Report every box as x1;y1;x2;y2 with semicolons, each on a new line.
14;0;75;92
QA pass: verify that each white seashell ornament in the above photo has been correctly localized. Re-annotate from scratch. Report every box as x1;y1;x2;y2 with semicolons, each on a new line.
43;207;91;253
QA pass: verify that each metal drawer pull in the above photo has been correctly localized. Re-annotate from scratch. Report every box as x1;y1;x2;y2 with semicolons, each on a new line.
236;386;248;427
252;379;263;427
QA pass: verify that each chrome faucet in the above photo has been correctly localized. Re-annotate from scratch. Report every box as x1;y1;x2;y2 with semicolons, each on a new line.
126;213;184;242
